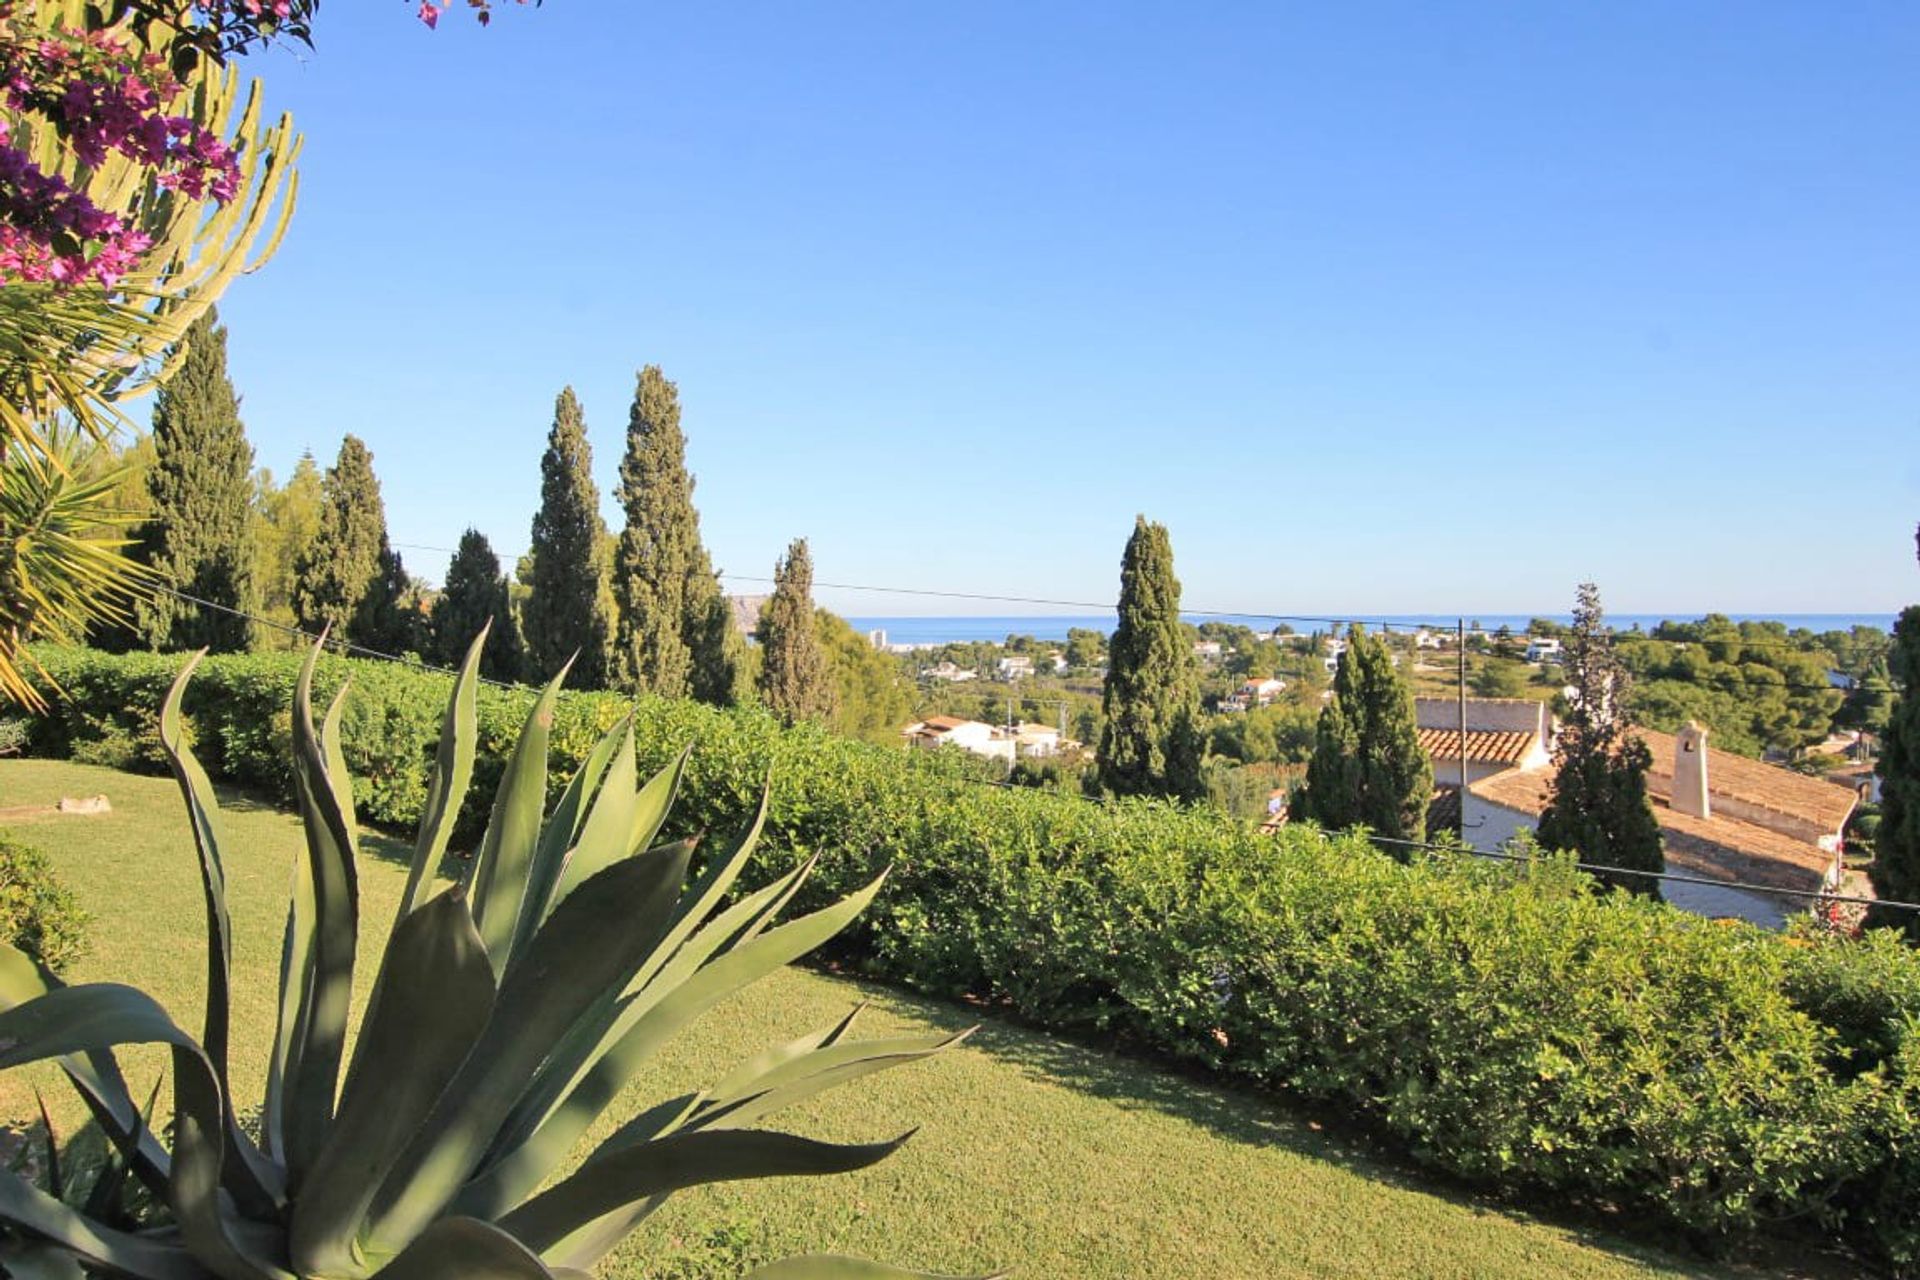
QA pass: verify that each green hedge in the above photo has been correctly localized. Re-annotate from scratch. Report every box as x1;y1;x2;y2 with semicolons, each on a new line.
0;832;89;974
21;645;1920;1270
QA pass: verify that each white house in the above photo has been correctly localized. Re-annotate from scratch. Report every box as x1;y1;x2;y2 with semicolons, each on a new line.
1013;722;1063;757
1241;676;1286;706
1415;697;1554;788
1463;719;1859;928
921;661;978;683
996;655;1035;681
1524;637;1564;664
1193;640;1225;662
903;716;1015;764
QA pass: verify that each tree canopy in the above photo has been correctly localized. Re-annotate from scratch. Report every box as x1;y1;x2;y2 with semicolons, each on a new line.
1296;624;1431;842
1097;515;1203;801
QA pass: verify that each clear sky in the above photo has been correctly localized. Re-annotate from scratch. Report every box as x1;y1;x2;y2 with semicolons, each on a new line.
213;2;1920;618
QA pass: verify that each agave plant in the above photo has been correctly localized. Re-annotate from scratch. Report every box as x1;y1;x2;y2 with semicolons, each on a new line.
0;633;988;1278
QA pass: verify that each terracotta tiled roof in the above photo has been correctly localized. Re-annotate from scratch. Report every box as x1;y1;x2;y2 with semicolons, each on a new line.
1467;766;1843;892
1469;768;1553;815
1417;728;1539;765
1427;786;1462;837
1639;731;1857;834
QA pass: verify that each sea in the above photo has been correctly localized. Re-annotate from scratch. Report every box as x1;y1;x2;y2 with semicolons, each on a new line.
844;613;1900;647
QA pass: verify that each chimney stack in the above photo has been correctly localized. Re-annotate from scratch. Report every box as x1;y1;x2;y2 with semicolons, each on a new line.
1673;721;1710;819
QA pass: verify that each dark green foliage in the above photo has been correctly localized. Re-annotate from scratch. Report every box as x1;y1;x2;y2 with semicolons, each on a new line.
1297;625;1431;842
755;539;833;724
346;540;425;657
816;608;912;744
430;529;523;680
29;642;1920;1270
291;435;388;638
611;365;733;702
1869;604;1920;930
522;388;613;688
1097;516;1202;801
1537;583;1664;895
0;831;88;972
134;308;256;652
1619;615;1846;757
687;570;747;706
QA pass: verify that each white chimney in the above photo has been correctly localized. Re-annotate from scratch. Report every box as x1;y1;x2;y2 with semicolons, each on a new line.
1673;721;1710;819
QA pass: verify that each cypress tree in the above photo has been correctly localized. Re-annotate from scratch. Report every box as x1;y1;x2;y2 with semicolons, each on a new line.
1096;515;1204;800
1868;531;1920;930
347;540;424;657
1296;624;1432;842
611;365;729;700
135;307;256;651
1536;582;1664;895
522;388;613;688
431;528;524;680
292;435;388;638
755;538;833;723
687;548;746;706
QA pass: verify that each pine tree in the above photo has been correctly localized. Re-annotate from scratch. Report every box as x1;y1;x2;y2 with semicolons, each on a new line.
522;388;613;687
1868;531;1920;930
1536;582;1664;895
1096;515;1203;800
1296;624;1431;841
252;452;323;643
431;529;524;680
135;307;256;651
755;538;834;723
292;435;389;638
611;365;729;700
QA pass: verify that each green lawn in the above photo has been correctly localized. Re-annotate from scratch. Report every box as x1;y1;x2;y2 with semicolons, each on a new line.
0;759;1838;1280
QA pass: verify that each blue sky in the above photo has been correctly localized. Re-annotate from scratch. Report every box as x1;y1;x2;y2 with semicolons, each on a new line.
213;3;1920;617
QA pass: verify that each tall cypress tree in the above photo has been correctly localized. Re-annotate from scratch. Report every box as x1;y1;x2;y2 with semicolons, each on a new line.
1097;515;1203;800
1297;624;1432;842
292;435;388;638
431;529;522;680
611;365;729;700
522;388;613;687
1869;531;1920;930
1536;582;1664;895
347;540;424;657
135;307;256;651
755;538;833;723
687;548;745;706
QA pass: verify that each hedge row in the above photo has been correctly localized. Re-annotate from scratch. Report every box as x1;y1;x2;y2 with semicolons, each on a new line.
23;645;1920;1271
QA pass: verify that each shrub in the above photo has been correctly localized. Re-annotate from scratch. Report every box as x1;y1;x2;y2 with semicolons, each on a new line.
24;644;1920;1271
0;833;88;973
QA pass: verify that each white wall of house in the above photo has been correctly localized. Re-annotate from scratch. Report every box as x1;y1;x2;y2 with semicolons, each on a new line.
1461;793;1538;850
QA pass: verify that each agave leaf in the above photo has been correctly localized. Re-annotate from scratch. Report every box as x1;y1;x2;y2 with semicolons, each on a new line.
741;1259;1006;1280
625;780;769;999
80;1076;160;1226
500;1129;911;1256
465;871;886;1218
467;666;569;971
158;652;285;1216
526;719;639;948
0;1238;91;1280
703;1002;865;1105
0;1168;201;1280
264;777;317;1166
290;889;496;1276
33;1090;60;1202
0;945;171;1198
283;640;361;1191
363;844;694;1255
539;1195;671;1274
0;985;289;1280
687;1030;974;1136
511;715;628;964
370;1216;585;1280
396;626;488;928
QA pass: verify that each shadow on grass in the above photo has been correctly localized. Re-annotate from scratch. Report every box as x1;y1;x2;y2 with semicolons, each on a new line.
208;781;437;876
803;965;1865;1280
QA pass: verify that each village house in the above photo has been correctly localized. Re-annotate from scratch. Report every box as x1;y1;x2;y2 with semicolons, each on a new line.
996;655;1035;681
1524;636;1564;664
920;660;978;683
1193;640;1225;662
902;715;1015;764
1461;717;1858;928
1013;722;1063;757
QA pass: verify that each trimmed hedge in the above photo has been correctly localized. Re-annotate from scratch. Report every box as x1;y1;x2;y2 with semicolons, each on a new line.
21;645;1920;1270
0;832;89;973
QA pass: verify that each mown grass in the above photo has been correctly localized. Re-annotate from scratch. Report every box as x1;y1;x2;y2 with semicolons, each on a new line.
0;758;1839;1279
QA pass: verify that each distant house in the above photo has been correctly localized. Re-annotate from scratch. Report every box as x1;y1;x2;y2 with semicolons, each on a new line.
996;655;1035;681
1524;637;1563;664
921;661;978;683
1193;640;1225;662
1414;629;1445;650
1240;676;1286;706
1464;719;1859;928
903;716;1014;763
1322;637;1347;673
1047;650;1070;672
1415;697;1554;788
1013;722;1063;757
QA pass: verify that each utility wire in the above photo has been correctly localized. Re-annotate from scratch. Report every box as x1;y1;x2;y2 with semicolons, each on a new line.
155;584;1896;914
